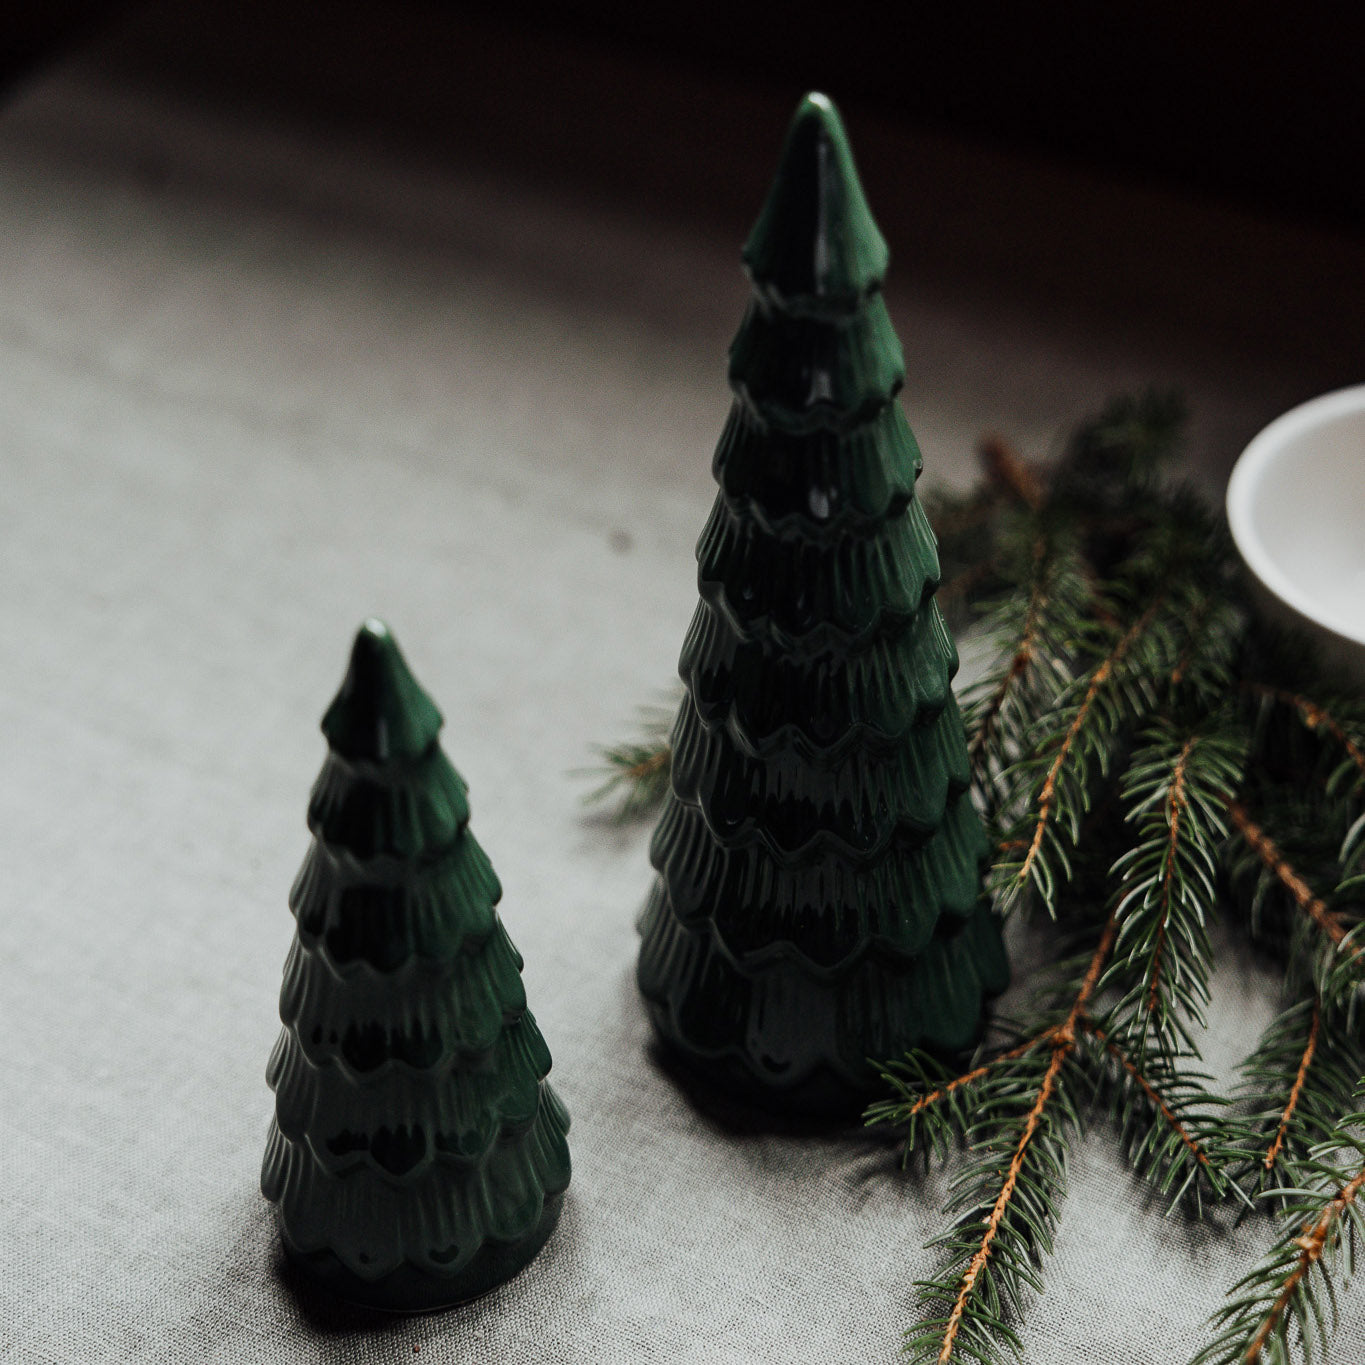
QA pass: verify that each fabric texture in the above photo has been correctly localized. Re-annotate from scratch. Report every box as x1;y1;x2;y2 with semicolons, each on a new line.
2;30;1363;1365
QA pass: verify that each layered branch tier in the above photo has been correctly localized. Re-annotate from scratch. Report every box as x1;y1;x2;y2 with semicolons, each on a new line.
290;823;502;970
639;894;1007;1092
276;921;529;1070
696;492;943;644
713;403;920;530
267;1013;552;1173
669;691;973;854
262;1086;570;1282
681;596;957;751
649;795;982;971
306;746;470;862
729;296;905;430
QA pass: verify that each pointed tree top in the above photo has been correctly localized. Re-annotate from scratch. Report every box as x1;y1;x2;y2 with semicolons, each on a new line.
321;619;443;763
741;92;890;310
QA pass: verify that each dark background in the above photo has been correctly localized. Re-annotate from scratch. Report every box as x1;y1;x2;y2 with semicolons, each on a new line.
4;2;1363;234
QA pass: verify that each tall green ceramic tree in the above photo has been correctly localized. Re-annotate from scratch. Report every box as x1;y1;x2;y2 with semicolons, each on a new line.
263;621;570;1310
637;93;1008;1116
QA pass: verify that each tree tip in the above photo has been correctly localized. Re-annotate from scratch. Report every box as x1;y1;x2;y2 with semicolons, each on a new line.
322;619;444;763
792;90;839;130
741;90;889;309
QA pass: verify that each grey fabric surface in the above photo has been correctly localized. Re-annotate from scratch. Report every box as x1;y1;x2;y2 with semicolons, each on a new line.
3;41;1365;1365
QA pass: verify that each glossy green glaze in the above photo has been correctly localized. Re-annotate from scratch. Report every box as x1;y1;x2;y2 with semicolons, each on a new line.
742;92;889;312
263;621;571;1311
637;94;1008;1117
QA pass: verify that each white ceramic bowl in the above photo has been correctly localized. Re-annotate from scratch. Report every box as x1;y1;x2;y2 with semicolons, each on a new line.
1227;385;1365;673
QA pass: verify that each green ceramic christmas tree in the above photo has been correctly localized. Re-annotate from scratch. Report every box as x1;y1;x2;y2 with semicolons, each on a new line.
262;621;571;1311
637;93;1008;1116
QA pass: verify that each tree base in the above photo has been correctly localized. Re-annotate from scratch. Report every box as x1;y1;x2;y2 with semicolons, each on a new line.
645;1000;953;1122
651;1036;866;1127
278;1191;565;1313
645;998;991;1124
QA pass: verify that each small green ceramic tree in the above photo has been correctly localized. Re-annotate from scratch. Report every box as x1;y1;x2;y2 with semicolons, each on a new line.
637;93;1008;1116
263;621;570;1311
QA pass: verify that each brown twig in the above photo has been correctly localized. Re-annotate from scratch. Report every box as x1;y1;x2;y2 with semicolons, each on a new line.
938;917;1117;1362
1264;1001;1320;1173
938;1046;1065;1362
979;433;1045;512
1247;685;1365;781
1089;1022;1211;1172
1016;603;1161;888
624;748;670;782
1227;802;1355;953
1243;1159;1365;1363
897;1030;1060;1121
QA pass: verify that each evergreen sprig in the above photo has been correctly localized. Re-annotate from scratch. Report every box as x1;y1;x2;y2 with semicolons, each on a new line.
910;1035;1086;1365
1230;997;1365;1198
1101;722;1247;1055
1192;1098;1365;1365
590;392;1365;1362
1225;797;1363;1001
580;702;676;822
1088;1021;1239;1216
989;590;1178;917
877;919;1113;1365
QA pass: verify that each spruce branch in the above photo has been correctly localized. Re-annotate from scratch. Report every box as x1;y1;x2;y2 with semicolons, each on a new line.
992;597;1172;917
1223;797;1365;1025
1248;687;1365;790
922;432;1051;632
1231;997;1365;1198
1169;594;1213;690
873;945;1241;1362
978;433;1045;512
1191;1106;1365;1365
1101;723;1247;1054
884;918;1116;1364
1318;816;1365;1006
869;1029;1063;1170
1265;1001;1321;1178
1078;722;1247;1214
1171;591;1244;707
1050;389;1188;512
937;560;999;617
1125;734;1201;1038
1088;1023;1240;1213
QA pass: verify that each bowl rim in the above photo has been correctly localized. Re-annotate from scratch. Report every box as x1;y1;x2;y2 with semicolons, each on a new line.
1227;383;1365;648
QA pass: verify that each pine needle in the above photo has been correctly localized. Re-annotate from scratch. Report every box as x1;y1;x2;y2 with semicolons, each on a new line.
581;702;676;821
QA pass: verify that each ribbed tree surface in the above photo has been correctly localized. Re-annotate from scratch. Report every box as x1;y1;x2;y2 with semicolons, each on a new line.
638;94;1008;1116
263;621;570;1310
